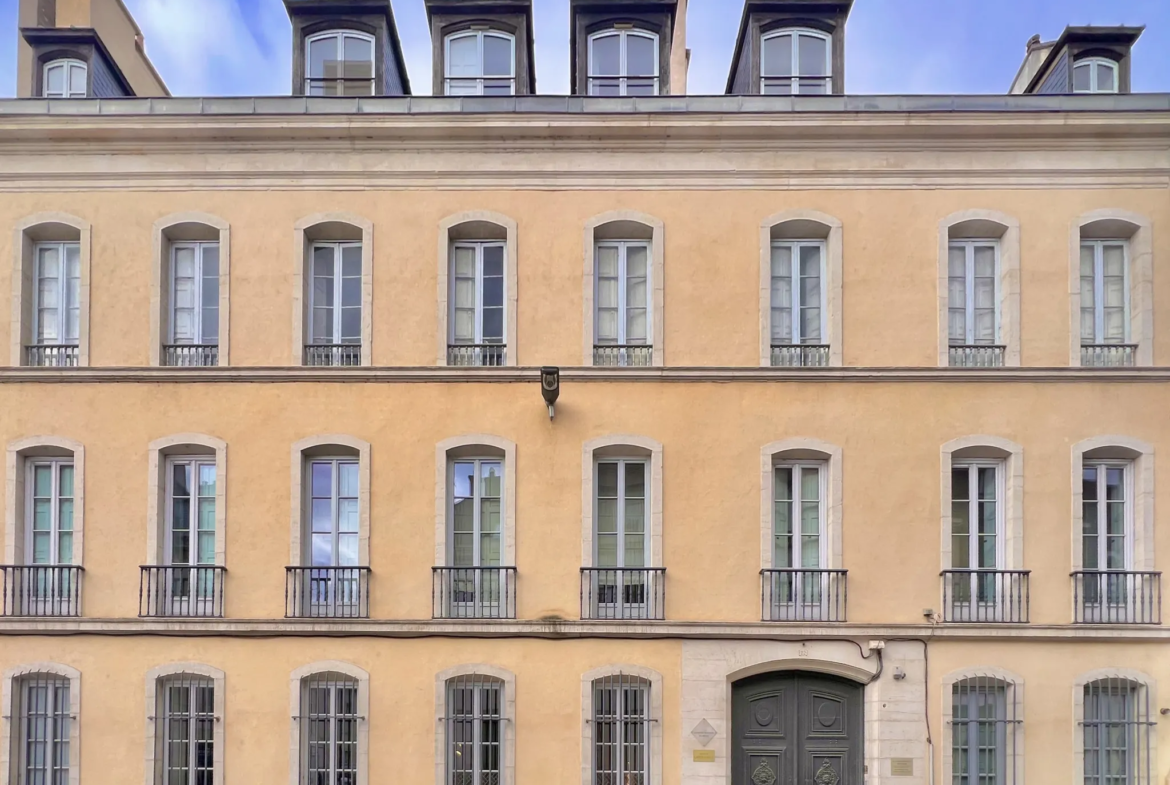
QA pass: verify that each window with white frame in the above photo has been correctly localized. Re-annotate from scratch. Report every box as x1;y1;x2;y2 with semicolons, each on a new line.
308;459;359;569
948;462;1005;619
770;240;825;347
450;242;506;364
595;241;651;348
948;240;999;346
1082;678;1153;785
447;458;505;614
298;672;359;785
164;458;217;606
1081;462;1133;616
32;242;80;347
761;28;831;94
309;243;362;347
169;243;219;348
951;676;1021;785
1074;58;1119;94
445;674;503;785
42;59;86;98
588;29;659;96
592;673;650;785
11;673;72;785
306;30;374;96
769;462;826;609
595;459;648;571
1080;240;1129;346
445;30;516;95
26;459;75;569
153;674;215;785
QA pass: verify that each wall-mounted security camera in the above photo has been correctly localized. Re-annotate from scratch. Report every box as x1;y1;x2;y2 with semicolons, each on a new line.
541;367;560;419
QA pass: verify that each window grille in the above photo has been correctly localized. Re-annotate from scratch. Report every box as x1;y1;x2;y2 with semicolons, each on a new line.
1083;678;1153;785
152;674;215;785
592;674;650;785
298;673;360;785
10;674;71;785
445;674;503;785
950;675;1021;785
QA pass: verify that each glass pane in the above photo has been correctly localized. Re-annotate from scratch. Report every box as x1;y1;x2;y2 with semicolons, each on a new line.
343;35;372;74
627;34;656;77
1097;62;1116;92
312;245;334;282
597;245;619;278
762;33;793;77
797;33;828;76
626;245;648;279
339;463;359;498
311;462;332;498
591;34;620;76
483;34;513;77
1073;63;1091;92
308;35;337;80
482;244;504;277
625;463;646;498
45;63;64;94
597;463;618;498
448;34;479;77
34;464;53;497
69;63;86;94
341;244;362;278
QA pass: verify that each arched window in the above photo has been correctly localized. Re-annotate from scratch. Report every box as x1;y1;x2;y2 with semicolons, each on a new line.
294;669;364;784
294;214;372;367
591;672;652;783
146;665;225;785
445;673;504;783
43;59;87;99
445;30;516;95
940;212;1020;368
1074;57;1119;94
305;30;375;96
153;214;229;367
944;670;1023;785
1077;675;1154;785
5;667;80;783
588;29;659;96
761;28;831;94
13;214;90;368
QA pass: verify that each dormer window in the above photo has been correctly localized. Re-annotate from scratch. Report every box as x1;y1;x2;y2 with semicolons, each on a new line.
445;29;516;96
43;59;87;98
588;29;659;96
761;28;831;95
306;30;375;96
1073;57;1118;93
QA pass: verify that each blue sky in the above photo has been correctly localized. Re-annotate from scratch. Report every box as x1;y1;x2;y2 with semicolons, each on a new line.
0;0;1166;96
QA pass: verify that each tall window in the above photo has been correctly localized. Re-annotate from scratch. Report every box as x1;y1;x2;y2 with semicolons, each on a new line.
306;30;374;96
1074;58;1118;94
33;243;80;348
43;59;86;98
761;28;831;94
308;242;362;364
1083;679;1152;785
305;458;360;616
595;241;651;364
445;30;515;95
11;674;71;785
1081;462;1132;615
165;458;217;609
154;675;214;785
299;673;359;785
948;241;999;347
449;242;506;366
26;459;74;569
445;674;502;785
592;674;650;785
770;463;824;609
447;458;504;614
170;243;219;350
951;676;1020;785
588;29;659;96
596;460;647;572
770;240;824;347
948;462;1004;620
1080;241;1129;347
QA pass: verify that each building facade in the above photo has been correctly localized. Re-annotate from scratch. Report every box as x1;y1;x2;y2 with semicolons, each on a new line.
1;2;1168;785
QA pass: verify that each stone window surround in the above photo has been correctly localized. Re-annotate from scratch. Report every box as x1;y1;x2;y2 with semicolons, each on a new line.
434;434;517;567
149;212;232;366
4;436;85;567
287;660;370;785
291;213;374;366
759;210;844;367
1071;668;1157;785
434;663;517;785
759;438;843;570
9;212;92;367
937;209;1022;367
435;211;520;367
145;434;227;567
940;436;1025;571
580;664;663;785
582;211;665;367
940;666;1025;785
0;661;81;785
289;435;371;566
581;435;664;568
1070;436;1154;572
143;662;226;785
1069;209;1154;366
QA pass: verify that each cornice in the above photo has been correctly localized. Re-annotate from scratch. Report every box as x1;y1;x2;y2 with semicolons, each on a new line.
2;366;1170;384
0;618;1166;642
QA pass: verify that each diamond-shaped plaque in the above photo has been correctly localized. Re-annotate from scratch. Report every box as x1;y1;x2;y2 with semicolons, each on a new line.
691;719;717;747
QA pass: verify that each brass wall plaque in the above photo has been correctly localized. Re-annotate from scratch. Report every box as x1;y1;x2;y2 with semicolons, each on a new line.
890;759;915;776
693;750;716;763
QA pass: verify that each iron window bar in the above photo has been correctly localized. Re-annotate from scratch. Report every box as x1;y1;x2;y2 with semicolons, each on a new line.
760;569;847;622
1081;677;1155;785
593;344;653;367
10;673;73;785
432;566;517;620
303;344;362;367
948;344;1006;368
940;569;1030;623
445;674;505;785
1081;344;1138;367
949;674;1022;785
285;566;371;619
591;672;652;784
162;344;219;367
0;565;83;616
1072;571;1162;625
151;674;216;785
446;343;507;367
24;344;79;367
139;565;226;618
770;344;831;367
296;673;362;785
580;568;665;621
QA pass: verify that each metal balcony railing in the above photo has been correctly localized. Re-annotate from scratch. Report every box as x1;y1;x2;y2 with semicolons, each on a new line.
580;568;665;620
432;567;516;619
1081;344;1137;367
139;565;226;618
162;344;218;367
1072;571;1162;625
447;344;507;367
24;344;78;367
941;570;1030;623
949;345;1005;368
770;344;830;367
303;344;361;367
285;566;370;618
0;565;83;616
760;569;848;622
593;345;653;367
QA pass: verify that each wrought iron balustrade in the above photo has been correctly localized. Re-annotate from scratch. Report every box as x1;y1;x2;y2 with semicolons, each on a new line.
162;344;218;367
1;565;83;616
24;344;78;367
1081;344;1137;367
941;569;1030;623
593;345;653;367
139;565;226;618
949;345;1005;368
580;568;665;620
285;566;370;618
760;569;848;622
447;344;507;367
303;344;362;367
1072;571;1161;625
432;566;516;619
